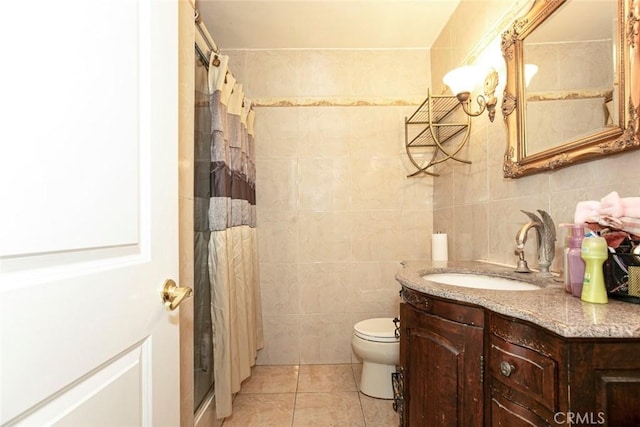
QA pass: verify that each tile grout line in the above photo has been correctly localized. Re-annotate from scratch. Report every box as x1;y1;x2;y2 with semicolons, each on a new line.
352;363;368;426
220;363;397;426
291;364;300;427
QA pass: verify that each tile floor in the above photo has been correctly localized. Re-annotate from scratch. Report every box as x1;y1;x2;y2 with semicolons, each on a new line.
221;364;399;427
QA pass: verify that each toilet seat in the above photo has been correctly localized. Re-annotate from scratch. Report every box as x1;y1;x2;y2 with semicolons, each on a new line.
353;318;398;343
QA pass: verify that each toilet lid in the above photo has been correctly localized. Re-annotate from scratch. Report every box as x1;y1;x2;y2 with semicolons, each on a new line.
354;318;399;343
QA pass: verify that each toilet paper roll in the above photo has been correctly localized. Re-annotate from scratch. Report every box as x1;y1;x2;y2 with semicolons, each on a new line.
431;233;448;261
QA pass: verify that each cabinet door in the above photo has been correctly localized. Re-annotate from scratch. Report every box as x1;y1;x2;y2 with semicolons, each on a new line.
569;341;640;427
400;302;484;427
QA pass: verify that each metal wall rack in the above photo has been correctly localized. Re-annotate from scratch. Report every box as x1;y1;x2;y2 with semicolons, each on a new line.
404;89;471;177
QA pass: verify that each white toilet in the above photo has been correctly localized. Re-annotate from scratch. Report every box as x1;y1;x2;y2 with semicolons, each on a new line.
351;317;400;399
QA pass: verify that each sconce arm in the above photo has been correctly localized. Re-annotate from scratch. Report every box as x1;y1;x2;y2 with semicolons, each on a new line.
460;94;487;118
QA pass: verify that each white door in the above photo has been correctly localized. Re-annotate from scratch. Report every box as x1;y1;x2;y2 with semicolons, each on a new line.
0;1;181;426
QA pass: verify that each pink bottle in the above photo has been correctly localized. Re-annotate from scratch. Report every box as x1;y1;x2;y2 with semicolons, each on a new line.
565;225;586;297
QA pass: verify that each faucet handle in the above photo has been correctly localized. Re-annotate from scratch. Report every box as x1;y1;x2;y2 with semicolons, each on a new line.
514;247;532;273
515;258;532;273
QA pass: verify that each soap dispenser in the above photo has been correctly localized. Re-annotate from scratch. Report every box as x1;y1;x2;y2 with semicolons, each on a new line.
561;224;585;297
580;235;608;304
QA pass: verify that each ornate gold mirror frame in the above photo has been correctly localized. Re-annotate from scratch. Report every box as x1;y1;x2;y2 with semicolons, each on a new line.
502;0;640;178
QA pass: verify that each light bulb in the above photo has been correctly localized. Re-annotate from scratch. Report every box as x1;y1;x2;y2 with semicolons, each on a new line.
443;66;481;96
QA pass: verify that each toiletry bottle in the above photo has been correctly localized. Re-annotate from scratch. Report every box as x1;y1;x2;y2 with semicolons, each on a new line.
567;225;586;297
580;235;608;304
560;224;584;293
562;227;572;293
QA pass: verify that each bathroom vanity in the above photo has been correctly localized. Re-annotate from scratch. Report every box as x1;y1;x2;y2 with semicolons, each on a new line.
394;261;640;427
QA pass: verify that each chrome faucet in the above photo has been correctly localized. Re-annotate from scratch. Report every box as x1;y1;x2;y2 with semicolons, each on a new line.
514;209;556;275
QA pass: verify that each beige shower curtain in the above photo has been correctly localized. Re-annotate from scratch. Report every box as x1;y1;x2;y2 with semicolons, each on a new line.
207;54;264;419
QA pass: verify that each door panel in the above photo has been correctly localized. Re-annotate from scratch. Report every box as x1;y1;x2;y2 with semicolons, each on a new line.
0;0;180;425
15;340;150;427
0;0;140;257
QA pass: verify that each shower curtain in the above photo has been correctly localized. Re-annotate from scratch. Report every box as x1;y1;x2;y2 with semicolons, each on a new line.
205;54;264;419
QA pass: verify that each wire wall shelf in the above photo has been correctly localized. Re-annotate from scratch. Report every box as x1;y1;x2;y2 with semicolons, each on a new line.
405;90;471;177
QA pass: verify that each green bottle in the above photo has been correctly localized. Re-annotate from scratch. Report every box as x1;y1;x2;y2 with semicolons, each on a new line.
580;236;609;304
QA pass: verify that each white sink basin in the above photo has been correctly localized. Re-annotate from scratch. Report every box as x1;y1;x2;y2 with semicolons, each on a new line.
422;273;541;291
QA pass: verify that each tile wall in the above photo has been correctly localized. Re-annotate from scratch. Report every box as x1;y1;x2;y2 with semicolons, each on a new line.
431;0;640;270
219;0;640;366
226;49;434;365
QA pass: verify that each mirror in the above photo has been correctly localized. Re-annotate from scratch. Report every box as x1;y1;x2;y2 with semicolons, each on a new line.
501;0;640;178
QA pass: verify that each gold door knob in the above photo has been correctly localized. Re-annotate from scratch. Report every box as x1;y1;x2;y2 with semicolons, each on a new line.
161;279;193;311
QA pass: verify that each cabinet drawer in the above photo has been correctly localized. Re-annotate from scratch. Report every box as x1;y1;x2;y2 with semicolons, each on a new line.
400;287;484;326
490;334;558;412
490;391;552;427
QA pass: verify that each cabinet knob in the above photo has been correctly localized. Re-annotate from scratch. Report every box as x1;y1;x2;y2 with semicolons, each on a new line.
499;361;516;377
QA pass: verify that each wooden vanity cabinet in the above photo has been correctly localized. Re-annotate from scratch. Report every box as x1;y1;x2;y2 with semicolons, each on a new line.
399;286;640;427
399;288;485;427
489;312;640;427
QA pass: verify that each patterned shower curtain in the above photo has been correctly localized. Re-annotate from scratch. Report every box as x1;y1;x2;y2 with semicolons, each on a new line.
203;54;264;419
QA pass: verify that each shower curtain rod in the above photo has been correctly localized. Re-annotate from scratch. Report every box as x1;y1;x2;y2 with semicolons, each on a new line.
195;43;209;69
195;8;219;69
193;7;252;112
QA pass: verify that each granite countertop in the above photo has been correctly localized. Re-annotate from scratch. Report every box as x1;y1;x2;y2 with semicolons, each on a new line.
396;260;640;338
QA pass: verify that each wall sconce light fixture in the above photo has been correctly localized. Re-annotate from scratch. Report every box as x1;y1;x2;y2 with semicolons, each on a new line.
443;65;499;122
